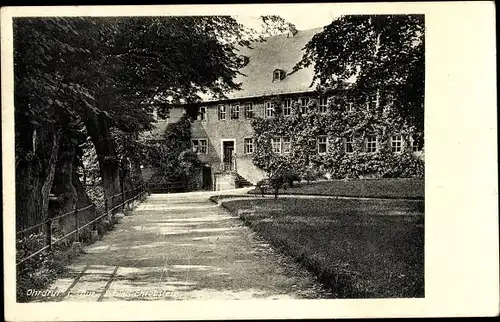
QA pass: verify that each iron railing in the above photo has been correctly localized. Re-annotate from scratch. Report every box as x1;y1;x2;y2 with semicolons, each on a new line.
16;184;148;266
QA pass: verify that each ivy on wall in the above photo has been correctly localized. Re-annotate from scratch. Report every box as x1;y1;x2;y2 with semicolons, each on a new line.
251;93;424;179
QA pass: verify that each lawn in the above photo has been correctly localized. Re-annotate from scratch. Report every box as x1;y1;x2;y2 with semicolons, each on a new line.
219;197;424;298
248;178;425;199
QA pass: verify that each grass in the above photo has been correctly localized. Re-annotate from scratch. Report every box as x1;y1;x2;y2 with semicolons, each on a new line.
219;197;424;298
249;178;425;199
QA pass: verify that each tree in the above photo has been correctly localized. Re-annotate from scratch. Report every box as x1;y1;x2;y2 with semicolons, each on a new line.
294;15;424;131
14;17;96;227
14;15;295;228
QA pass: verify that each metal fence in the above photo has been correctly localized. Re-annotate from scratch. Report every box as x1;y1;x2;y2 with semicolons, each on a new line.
16;184;148;266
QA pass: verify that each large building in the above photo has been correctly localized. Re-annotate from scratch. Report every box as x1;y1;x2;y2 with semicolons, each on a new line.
143;27;424;191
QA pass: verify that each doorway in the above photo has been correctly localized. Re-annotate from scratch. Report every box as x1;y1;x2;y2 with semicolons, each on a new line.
221;139;235;171
202;166;212;190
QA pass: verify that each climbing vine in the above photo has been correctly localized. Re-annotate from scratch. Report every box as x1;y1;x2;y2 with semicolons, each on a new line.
252;92;424;179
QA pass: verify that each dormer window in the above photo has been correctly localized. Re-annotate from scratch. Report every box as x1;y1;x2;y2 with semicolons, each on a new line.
273;69;286;82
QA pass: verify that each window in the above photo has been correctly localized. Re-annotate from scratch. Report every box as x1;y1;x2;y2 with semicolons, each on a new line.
273;69;285;81
199;139;208;154
282;99;292;116
282;137;291;153
231;104;240;119
317;136;328;154
318;97;328;114
366;92;377;111
265;101;274;118
300;97;310;114
344;136;354;153
245;103;254;119
197;106;206;121
365;136;378;153
271;137;282;153
244;138;254;154
391;135;403;153
411;136;424;152
192;139;208;154
218;105;226;120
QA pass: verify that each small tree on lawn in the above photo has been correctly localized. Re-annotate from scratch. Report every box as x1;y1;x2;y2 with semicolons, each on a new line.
267;162;294;199
269;173;285;200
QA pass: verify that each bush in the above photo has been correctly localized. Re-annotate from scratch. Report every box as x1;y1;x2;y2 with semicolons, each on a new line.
283;169;301;188
302;166;321;184
256;179;269;197
16;232;73;302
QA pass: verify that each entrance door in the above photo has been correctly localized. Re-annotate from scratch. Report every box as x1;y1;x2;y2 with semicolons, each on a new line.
222;140;235;171
202;166;212;190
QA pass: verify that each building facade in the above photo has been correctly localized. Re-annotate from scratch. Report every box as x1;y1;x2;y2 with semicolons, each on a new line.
143;27;424;190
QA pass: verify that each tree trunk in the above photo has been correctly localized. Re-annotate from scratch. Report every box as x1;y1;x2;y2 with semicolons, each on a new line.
52;134;78;215
15;123;61;231
84;112;121;200
52;134;96;236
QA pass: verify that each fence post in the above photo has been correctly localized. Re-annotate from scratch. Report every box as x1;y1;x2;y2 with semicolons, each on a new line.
121;181;126;213
105;197;112;222
75;203;80;243
72;203;82;252
46;219;52;251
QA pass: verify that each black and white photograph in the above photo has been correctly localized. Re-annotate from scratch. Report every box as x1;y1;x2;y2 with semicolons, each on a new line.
2;2;498;320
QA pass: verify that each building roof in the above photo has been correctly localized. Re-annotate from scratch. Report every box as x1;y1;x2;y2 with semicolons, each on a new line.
200;27;324;102
143;27;324;140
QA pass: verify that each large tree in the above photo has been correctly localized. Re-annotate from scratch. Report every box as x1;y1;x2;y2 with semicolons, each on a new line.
14;17;96;227
14;15;294;228
294;15;424;131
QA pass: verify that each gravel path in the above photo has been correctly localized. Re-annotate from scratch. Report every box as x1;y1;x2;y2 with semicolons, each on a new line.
38;191;332;301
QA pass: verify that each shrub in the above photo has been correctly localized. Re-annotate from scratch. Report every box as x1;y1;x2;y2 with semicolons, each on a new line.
302;165;322;184
268;173;286;199
283;169;301;188
16;232;71;302
256;179;269;197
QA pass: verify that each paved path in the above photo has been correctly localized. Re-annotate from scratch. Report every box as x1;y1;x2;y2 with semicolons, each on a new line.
39;190;331;301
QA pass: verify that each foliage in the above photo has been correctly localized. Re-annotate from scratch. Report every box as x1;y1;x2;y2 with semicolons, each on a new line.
16;232;73;302
14;15;292;225
303;165;322;184
256;179;269;197
145;115;195;183
259;16;297;38
252;98;424;180
294;15;424;131
78;138;101;186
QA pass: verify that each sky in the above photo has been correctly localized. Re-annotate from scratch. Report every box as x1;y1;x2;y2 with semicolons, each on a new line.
236;12;341;31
